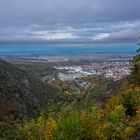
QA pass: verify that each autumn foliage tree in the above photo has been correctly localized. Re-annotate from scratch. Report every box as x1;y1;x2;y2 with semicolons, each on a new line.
130;42;140;85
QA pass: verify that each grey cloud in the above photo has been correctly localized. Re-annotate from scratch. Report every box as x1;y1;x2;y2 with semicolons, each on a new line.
104;29;140;42
0;0;140;42
0;20;140;42
0;0;140;25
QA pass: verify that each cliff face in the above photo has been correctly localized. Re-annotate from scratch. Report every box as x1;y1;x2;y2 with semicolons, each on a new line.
0;60;59;121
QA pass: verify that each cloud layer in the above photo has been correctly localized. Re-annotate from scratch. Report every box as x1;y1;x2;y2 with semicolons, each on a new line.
0;0;140;42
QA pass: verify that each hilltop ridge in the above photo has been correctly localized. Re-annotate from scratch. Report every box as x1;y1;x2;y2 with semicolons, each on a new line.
0;60;60;121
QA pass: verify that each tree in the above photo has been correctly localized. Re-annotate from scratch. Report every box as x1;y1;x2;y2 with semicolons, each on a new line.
129;42;140;85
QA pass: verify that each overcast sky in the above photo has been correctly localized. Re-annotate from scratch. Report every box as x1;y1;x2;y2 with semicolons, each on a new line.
0;0;140;43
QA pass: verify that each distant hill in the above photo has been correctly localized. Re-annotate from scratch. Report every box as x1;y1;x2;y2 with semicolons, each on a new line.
0;60;60;121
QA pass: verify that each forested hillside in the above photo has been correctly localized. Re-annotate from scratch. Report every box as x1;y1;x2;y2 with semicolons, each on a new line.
0;60;60;121
1;47;140;140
